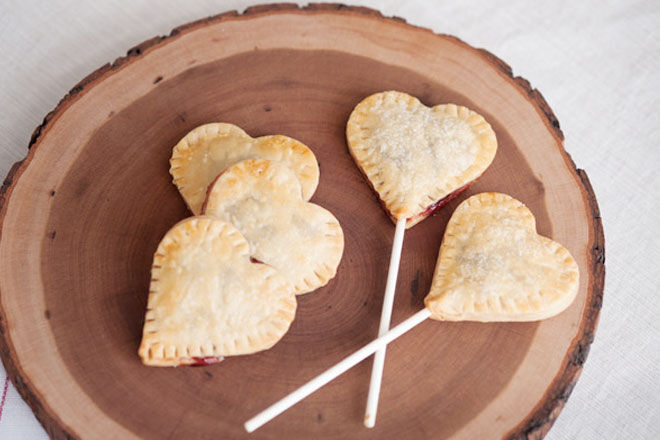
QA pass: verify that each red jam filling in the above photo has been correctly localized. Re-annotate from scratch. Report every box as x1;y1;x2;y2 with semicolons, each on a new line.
250;257;264;264
190;356;224;366
375;178;480;225
410;181;474;221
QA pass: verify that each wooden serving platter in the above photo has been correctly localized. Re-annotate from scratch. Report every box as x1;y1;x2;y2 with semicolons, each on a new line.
0;4;604;439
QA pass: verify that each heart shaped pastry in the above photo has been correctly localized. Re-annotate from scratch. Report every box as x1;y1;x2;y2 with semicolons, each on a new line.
170;123;319;215
346;91;497;228
424;193;579;321
203;159;344;295
138;216;297;367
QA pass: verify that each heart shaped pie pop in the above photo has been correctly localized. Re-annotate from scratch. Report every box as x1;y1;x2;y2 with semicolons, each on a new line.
170;123;319;215
425;192;579;321
203;159;344;295
243;193;580;431
244;193;581;430
138;216;296;367
346;91;497;228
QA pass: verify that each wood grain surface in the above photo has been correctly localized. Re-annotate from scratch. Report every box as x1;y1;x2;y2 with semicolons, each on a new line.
0;4;604;440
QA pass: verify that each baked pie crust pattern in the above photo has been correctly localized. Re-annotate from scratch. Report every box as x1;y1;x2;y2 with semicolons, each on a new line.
139;216;297;366
170;123;319;215
203;159;344;295
346;91;497;227
425;193;579;322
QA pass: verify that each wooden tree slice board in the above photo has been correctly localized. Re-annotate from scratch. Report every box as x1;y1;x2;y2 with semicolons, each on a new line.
0;4;604;440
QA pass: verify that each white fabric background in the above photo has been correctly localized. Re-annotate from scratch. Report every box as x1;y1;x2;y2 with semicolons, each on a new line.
1;1;658;439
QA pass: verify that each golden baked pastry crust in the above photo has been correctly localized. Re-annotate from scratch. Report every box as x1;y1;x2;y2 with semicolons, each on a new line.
425;193;579;321
346;91;497;227
138;216;297;366
170;123;319;215
203;159;344;295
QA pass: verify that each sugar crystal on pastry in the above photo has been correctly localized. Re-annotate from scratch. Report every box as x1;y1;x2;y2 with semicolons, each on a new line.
346;91;497;227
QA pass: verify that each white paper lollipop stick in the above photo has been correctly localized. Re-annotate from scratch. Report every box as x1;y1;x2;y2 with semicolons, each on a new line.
364;217;406;427
244;308;432;433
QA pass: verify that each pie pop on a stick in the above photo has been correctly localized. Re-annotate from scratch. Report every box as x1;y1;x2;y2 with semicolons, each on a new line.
245;192;579;432
170;122;319;215
346;91;497;426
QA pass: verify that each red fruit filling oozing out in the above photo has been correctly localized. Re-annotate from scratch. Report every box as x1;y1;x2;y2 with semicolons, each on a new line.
190;356;224;366
409;181;474;222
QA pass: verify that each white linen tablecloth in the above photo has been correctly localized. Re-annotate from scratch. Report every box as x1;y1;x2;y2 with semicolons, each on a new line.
1;1;658;438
